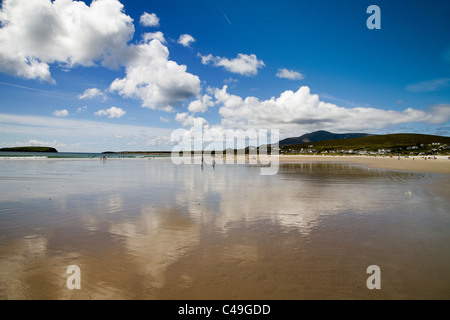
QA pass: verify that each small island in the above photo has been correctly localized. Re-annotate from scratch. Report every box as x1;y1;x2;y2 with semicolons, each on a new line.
0;146;58;153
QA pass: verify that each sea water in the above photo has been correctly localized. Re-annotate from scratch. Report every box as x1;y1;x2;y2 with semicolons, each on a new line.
0;151;169;159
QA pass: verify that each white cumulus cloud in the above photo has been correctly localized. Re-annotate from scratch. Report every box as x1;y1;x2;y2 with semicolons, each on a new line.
178;34;195;47
79;88;106;100
276;68;304;80
199;53;265;76
109;40;201;111
188;94;215;113
140;12;160;27
214;85;450;133
0;0;135;82
53;109;69;117
95;107;126;119
0;1;200;111
175;112;208;127
142;31;166;44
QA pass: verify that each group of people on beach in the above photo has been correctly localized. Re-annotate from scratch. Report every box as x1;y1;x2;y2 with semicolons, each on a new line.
201;155;215;169
394;155;442;160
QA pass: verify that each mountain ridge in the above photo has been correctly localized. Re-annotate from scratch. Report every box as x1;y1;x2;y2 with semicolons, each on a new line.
279;130;372;146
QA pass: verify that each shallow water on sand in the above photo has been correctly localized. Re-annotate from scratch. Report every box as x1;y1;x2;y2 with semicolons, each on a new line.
0;159;449;299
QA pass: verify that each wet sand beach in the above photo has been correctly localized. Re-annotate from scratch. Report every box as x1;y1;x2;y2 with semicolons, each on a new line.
0;158;449;299
278;155;450;175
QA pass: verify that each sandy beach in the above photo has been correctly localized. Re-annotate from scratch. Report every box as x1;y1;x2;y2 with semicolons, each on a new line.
225;154;450;174
276;155;450;175
1;157;449;299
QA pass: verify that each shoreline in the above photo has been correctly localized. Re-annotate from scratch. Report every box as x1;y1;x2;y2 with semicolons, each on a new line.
1;154;449;175
191;154;450;175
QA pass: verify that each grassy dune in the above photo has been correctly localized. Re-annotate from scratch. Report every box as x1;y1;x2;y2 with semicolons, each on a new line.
281;133;450;154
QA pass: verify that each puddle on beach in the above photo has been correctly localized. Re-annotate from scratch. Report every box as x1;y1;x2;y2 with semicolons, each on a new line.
0;159;449;299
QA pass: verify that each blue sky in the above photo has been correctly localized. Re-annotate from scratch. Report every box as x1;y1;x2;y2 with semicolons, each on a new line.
0;0;449;152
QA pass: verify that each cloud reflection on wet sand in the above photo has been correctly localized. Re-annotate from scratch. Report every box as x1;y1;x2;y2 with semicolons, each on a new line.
0;159;449;299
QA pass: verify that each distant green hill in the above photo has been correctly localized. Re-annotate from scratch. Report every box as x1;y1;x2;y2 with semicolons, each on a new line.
0;146;58;153
281;133;450;154
279;130;371;146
